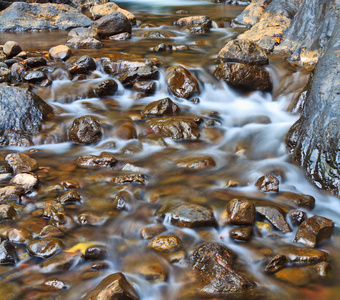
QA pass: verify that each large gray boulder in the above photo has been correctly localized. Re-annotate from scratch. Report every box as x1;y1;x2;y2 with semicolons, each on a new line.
286;14;340;195
0;83;53;146
0;2;92;32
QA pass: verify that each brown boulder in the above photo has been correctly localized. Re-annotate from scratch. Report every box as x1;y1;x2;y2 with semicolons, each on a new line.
275;192;315;210
229;227;253;241
277;246;328;264
264;254;287;273
221;198;255;226
49;45;71;61
214;63;272;91
141;98;180;117
294;215;333;247
68;115;103;144
92;12;132;38
5;153;38;174
148;234;181;252
166;65;200;99
3;41;22;57
174;16;212;28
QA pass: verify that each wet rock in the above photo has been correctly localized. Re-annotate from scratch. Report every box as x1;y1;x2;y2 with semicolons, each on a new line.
59;190;82;205
115;122;137;140
84;245;107;260
92;12;132;38
214;63;272;91
10;173;39;190
0;62;10;82
3;41;21;57
0;240;18;264
9;61;26;81
142;30;176;39
264;254;287;273
0;204;17;221
68;27;99;40
175;156;216;170
7;227;32;244
116;65;159;87
0;186;23;204
27;238;64;258
275;192;315;210
112;174;146;185
74;55;96;72
218;39;268;65
77;211;108;226
0;2;92;32
140;224;167;240
112;190;134;210
288;210;307;226
50;67;72;81
277;246;328;264
66;36;103;49
0;84;53;146
40;252;81;274
256;206;291;233
182;25;210;35
232;0;272;28
93;79;118;97
275;267;310;286
0;282;22;300
43;202;64;219
133;81;156;95
294;215;333;248
38;225;63;238
255;175;279;192
147;117;200;140
166;65;200;99
83;272;140;300
148;234;181;252
26;57;47;68
49;45;71;61
40;279;67;291
75;152;117;169
221;198;255;226
68;115;103;144
229;227;253;241
141;98;180;117
174;16;212;28
156;201;217;228
5;153;38;174
22;70;47;83
109;32;131;40
190;242;255;294
314;261;332;278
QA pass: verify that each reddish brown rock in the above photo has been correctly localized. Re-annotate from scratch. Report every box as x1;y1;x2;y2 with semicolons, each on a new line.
255;175;279;192
140;225;167;240
141;98;180;117
221;198;255;226
148;234;181;252
275;268;310;286
175;156;216;170
275;192;315;210
277;246;328;264
229;227;253;241
288;210;307;226
68;115;103;145
27;238;64;258
74;152;117;169
294;215;333;247
264;254;287;273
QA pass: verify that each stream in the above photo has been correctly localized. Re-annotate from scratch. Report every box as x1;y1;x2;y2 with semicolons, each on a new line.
0;0;339;299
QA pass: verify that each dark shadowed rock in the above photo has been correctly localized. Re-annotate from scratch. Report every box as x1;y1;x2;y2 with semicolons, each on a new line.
93;79;118;97
0;240;18;264
148;234;181;252
174;16;212;28
256;206;291;233
141;98;180;117
116;65;159;87
0;2;92;32
147;117;200;140
0;84;53;146
221;198;255;226
288;210;307;226
92;11;132;38
166;65;200;99
75;152;117;168
190;242;255;294
214;63;272;91
83;272;140;300
5;153;38;173
84;245;107;260
294;215;333;247
218;39;268;65
27;238;64;258
26;57;47;68
264;254;287;272
156;201;217;228
74;55;96;72
68;115;103;144
3;41;22;57
255;175;279;192
133;81;156;95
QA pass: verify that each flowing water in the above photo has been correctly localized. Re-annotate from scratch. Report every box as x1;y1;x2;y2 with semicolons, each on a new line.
0;0;339;299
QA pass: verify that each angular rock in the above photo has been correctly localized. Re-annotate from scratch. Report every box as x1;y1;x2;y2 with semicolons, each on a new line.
10;173;39;189
256;206;291;233
141;98;180;117
0;62;10;82
38;225;63;238
156;201;217;228
148;234;181;252
277;246;328;264
49;45;71;61
5;153;38;174
182;25;210;35
116;65;159;87
133;81;156;95
89;2;136;24
218;39;268;65
3;41;22;57
0;2;93;32
221;198;255;226
75;152;117;169
264;254;287;272
74;55;96;72
229;227;253;241
0;240;18;264
26;57;47;68
0;84;53;146
112;174;146;185
175;156;216;170
166;65;200;99
142;30;176;39
288;210;307;226
27;238;64;258
314;261;332;278
174;16;212;28
294;216;333;247
190;242;255;294
214;63;272;91
147;117;200;140
255;175;279;192
0;186;23;204
66;36;103;49
92;11;132;38
83;272;140;300
109;32;131;40
68;115;103;144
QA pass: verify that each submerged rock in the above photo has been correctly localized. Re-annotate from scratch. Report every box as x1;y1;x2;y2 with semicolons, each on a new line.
175;156;216;170
275;267;310;286
294;216;333;247
214;63;272;91
277;246;328;264
75;152;117;169
229;227;253;241
0;2;92;32
255;175;279;192
27;238;64;258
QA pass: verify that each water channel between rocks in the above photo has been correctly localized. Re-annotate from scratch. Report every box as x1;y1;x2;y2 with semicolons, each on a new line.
0;0;339;299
